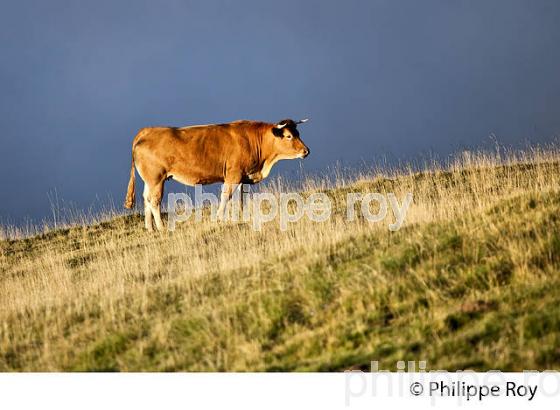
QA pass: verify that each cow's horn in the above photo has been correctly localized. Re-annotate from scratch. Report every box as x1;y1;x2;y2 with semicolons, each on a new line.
296;118;309;124
275;122;287;129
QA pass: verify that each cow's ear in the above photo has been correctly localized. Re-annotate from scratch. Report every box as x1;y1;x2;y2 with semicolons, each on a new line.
273;121;287;137
272;126;284;137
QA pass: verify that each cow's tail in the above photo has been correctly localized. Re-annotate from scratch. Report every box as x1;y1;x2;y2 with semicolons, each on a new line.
124;150;136;209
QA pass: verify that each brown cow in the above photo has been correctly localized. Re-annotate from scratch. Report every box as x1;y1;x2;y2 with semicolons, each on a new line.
124;118;310;230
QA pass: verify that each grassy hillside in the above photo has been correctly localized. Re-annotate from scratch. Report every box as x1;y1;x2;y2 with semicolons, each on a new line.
1;147;560;371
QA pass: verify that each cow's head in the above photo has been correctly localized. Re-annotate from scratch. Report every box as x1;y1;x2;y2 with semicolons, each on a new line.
271;118;310;159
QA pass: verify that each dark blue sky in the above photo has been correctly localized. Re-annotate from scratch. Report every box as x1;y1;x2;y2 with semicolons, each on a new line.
1;1;560;224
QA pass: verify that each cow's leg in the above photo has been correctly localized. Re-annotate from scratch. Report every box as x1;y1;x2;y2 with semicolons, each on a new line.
217;183;234;221
143;184;154;231
136;156;166;231
238;183;245;220
230;183;245;221
217;174;242;221
148;180;165;231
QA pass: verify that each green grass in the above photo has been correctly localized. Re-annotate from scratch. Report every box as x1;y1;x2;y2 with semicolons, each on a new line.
1;152;560;371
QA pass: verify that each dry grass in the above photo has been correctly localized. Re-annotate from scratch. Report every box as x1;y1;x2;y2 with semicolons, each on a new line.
1;145;560;371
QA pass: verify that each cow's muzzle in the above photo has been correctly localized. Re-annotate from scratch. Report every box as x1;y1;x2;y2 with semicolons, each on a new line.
301;148;310;158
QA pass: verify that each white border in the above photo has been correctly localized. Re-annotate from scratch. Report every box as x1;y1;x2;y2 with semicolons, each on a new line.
0;372;558;409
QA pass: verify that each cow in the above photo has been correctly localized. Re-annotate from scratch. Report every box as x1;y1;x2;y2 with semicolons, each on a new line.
124;118;310;230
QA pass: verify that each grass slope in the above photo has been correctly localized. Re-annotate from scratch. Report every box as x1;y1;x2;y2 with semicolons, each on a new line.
1;149;560;371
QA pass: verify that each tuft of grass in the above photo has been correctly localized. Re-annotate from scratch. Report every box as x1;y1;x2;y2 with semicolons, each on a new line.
1;146;560;371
